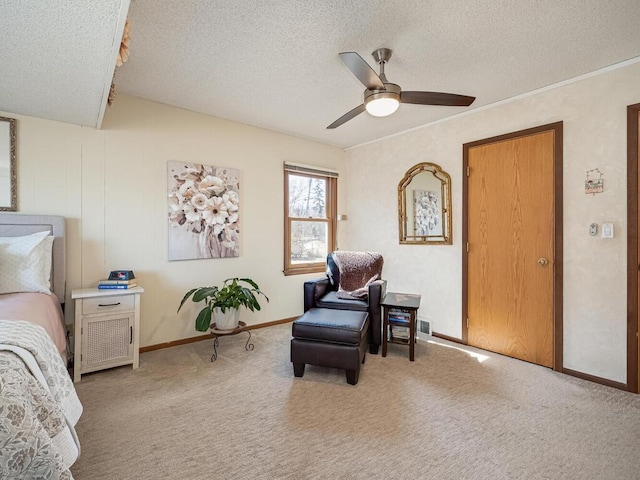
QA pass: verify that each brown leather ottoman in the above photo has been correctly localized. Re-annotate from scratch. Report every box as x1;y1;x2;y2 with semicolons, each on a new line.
291;308;369;385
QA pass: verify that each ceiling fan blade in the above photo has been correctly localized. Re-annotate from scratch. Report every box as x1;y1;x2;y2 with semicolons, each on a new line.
339;52;385;90
326;104;366;129
401;91;475;107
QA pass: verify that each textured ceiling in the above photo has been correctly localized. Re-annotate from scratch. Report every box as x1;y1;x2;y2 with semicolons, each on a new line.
2;1;640;148
0;0;128;127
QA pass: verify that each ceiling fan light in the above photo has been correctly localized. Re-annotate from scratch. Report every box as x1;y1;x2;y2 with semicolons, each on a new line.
365;97;400;117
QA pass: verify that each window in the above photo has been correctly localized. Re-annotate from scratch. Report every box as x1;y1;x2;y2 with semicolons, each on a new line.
284;163;337;275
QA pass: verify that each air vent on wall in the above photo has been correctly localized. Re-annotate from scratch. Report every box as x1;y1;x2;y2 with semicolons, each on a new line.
418;319;432;335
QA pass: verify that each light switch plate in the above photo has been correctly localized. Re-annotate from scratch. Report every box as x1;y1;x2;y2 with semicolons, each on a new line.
602;223;614;238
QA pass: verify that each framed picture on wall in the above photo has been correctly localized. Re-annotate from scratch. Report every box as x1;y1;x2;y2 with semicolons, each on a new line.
413;189;442;237
167;161;240;260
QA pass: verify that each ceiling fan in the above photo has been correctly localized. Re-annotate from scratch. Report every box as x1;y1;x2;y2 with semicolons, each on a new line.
327;48;476;129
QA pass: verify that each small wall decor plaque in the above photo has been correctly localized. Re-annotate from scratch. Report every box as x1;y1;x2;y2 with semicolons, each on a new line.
585;168;603;195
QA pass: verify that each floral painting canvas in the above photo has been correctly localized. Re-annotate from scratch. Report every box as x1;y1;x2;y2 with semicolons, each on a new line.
168;161;240;260
413;189;442;237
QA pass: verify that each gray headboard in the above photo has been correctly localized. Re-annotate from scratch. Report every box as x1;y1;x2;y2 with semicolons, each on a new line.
0;213;66;301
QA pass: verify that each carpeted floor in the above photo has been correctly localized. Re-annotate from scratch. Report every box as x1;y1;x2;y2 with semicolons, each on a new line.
71;323;640;480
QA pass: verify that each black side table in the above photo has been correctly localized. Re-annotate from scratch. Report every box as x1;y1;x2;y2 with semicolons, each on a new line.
381;292;422;361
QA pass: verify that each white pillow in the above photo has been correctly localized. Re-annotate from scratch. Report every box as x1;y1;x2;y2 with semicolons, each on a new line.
41;234;54;287
0;231;53;294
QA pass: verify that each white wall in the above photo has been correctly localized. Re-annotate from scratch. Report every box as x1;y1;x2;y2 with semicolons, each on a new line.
6;95;346;347
344;61;640;384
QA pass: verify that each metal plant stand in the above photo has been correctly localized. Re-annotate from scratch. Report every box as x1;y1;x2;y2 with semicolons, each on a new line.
210;321;254;362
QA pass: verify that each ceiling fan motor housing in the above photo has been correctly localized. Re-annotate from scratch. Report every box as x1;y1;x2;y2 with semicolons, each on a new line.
364;83;401;104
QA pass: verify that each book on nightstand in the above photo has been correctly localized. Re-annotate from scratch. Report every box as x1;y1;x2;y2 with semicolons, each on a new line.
98;282;138;290
98;279;137;286
99;270;137;289
388;315;410;326
391;325;410;340
108;270;136;281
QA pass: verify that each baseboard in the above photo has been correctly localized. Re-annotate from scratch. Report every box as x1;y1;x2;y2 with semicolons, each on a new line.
432;331;465;344
244;317;297;331
140;316;297;353
562;368;628;392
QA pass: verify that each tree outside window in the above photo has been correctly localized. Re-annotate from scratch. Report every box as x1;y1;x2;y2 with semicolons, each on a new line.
284;169;337;275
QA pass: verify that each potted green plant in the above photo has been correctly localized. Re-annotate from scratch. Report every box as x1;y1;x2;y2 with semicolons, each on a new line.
177;277;269;332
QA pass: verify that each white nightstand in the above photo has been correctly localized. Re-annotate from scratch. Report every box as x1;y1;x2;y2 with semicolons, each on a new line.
72;286;144;382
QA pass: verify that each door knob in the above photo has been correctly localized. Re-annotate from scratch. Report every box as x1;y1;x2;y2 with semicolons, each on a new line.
538;257;549;266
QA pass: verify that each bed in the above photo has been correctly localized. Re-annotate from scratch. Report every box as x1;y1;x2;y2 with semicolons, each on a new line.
0;213;82;479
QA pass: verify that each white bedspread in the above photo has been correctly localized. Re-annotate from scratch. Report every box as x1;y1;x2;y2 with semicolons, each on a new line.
0;319;83;479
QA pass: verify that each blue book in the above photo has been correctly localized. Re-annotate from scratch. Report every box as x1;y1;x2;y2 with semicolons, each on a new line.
98;283;137;289
388;316;410;325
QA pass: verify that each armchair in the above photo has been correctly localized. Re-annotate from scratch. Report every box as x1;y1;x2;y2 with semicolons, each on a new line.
303;252;386;354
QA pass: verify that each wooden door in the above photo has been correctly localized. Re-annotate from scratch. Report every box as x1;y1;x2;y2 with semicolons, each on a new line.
626;104;640;393
465;127;558;368
636;108;640;392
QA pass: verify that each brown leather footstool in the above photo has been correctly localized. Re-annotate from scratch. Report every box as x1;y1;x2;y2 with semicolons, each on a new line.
290;308;369;385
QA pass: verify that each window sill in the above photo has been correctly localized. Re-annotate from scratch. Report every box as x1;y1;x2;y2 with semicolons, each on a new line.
284;264;325;276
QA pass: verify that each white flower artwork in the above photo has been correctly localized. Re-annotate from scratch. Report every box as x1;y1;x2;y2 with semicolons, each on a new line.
413;189;442;237
167;161;240;260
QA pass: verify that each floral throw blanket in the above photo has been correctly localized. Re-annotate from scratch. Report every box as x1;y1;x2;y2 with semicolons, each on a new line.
0;320;82;479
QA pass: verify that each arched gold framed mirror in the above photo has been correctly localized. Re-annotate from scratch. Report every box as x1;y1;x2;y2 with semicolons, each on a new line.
398;162;452;245
0;116;16;212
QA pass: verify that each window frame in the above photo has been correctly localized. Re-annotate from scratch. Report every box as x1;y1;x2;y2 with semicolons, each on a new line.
284;168;337;276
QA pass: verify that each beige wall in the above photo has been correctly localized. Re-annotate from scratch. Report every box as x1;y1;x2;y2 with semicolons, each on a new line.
7;62;639;383
345;61;640;384
6;95;346;347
